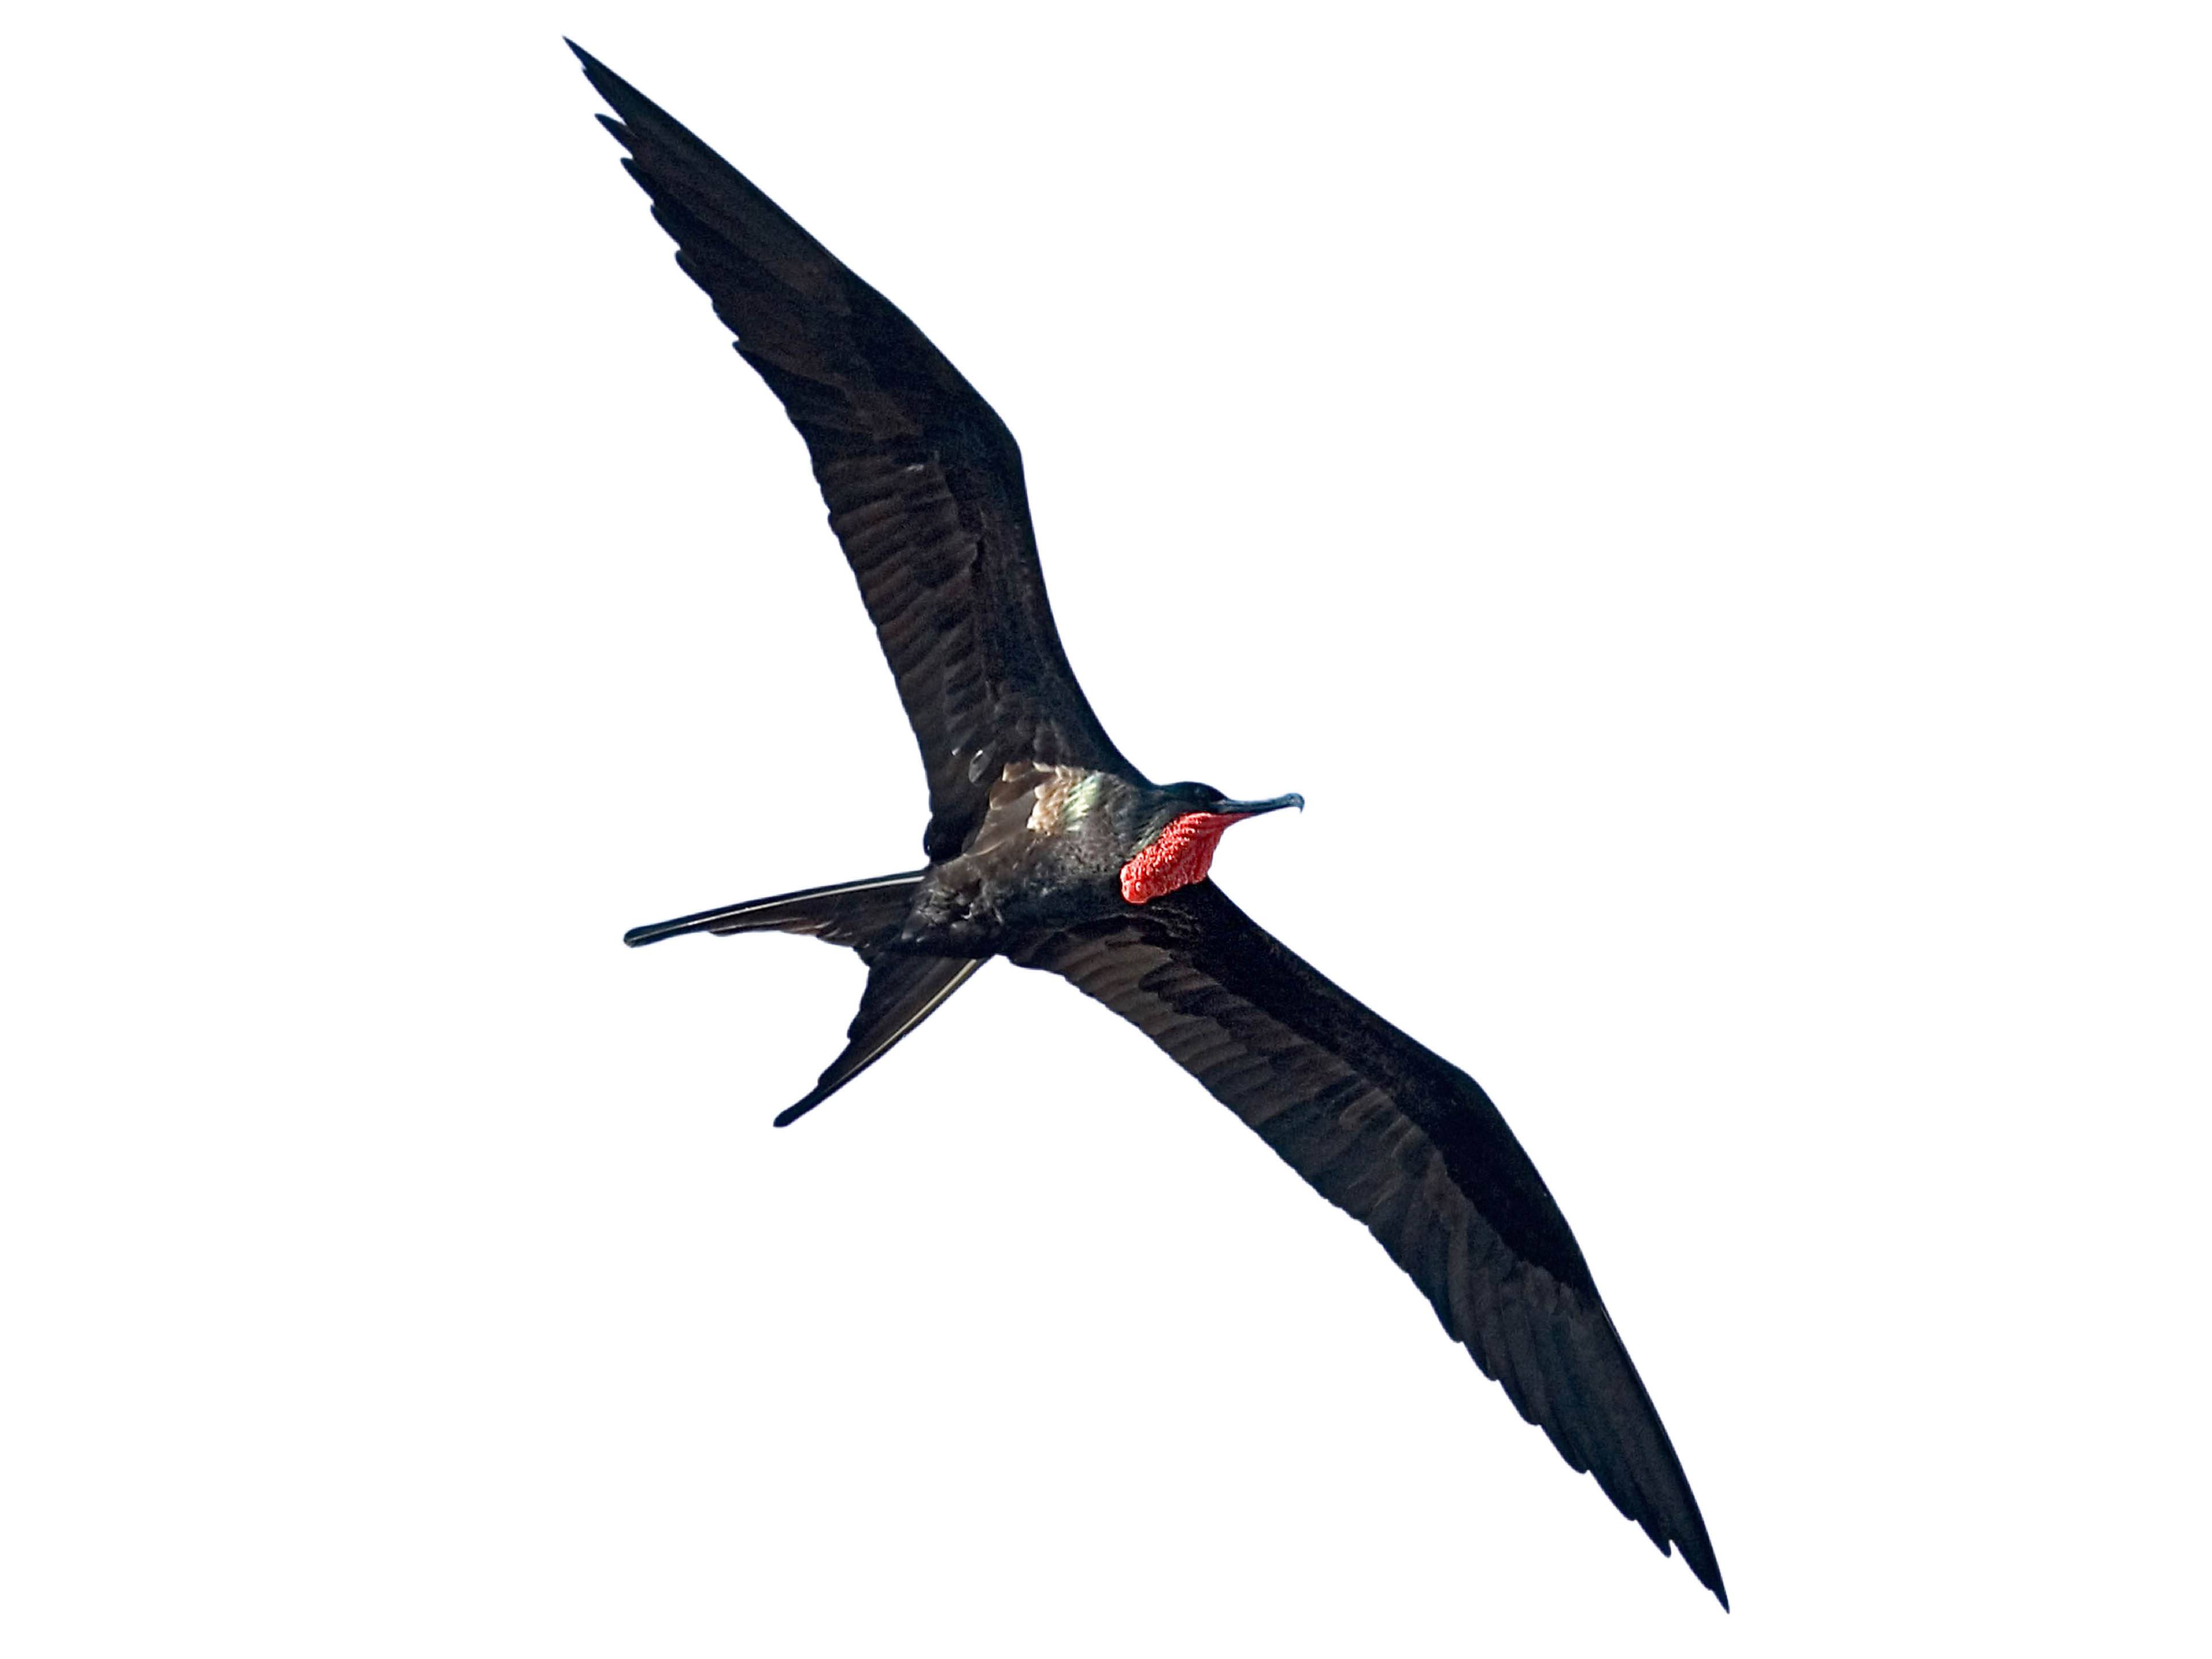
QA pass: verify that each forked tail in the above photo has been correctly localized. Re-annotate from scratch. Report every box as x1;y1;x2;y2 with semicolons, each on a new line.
623;871;926;953
774;953;983;1126
624;870;982;1124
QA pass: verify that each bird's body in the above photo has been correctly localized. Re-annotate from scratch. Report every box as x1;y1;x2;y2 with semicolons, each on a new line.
901;768;1302;946
575;41;1726;1607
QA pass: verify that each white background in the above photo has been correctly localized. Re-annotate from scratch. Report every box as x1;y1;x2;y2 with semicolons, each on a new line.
6;3;2208;1652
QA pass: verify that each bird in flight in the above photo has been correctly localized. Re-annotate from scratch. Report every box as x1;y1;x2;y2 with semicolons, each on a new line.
573;42;1725;1607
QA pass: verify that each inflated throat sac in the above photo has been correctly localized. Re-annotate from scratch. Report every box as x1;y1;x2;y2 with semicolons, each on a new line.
1119;811;1250;905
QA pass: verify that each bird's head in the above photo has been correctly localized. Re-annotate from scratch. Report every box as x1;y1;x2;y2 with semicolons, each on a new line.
1118;782;1303;905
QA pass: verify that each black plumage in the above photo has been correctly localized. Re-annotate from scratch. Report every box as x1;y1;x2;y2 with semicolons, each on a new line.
575;41;1725;1607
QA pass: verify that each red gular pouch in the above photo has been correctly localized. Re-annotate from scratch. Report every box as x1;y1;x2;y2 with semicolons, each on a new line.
1119;812;1253;905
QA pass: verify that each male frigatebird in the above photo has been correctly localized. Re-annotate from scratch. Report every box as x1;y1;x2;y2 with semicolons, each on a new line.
575;43;1726;1607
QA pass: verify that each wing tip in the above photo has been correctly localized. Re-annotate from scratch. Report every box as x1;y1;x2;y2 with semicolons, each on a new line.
567;40;667;142
566;38;618;99
1664;1516;1729;1610
1696;1542;1730;1611
773;1093;823;1128
566;37;617;87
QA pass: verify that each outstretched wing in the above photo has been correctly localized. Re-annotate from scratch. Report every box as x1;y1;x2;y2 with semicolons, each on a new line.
573;44;1132;860
1014;881;1727;1606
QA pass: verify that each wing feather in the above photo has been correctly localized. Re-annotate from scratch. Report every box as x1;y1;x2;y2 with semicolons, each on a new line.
1014;881;1726;1606
573;45;1131;858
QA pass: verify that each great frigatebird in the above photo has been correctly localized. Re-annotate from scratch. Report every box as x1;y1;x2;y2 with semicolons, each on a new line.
574;42;1726;1608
